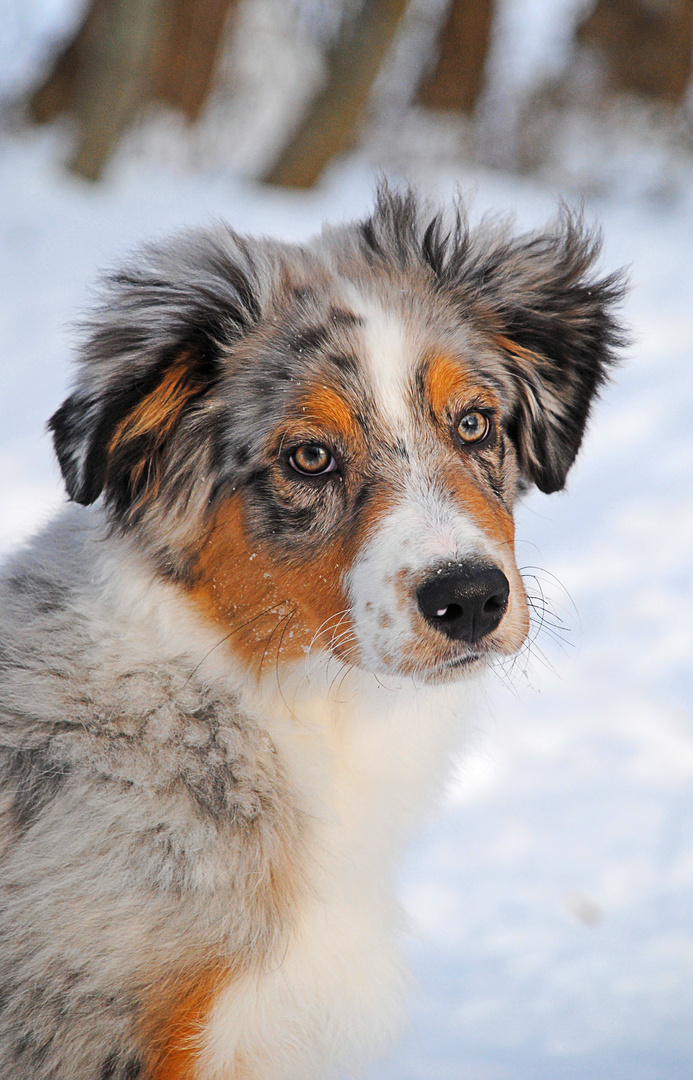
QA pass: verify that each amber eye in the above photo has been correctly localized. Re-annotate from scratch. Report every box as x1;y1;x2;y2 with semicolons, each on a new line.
457;411;490;445
289;444;337;476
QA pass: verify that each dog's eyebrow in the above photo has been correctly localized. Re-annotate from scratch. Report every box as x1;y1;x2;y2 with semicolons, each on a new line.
414;353;507;407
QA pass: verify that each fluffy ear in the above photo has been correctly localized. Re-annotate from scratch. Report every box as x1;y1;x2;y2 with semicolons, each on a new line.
462;211;628;494
49;228;262;520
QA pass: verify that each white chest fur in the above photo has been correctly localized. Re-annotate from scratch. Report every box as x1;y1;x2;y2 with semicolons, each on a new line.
197;666;478;1080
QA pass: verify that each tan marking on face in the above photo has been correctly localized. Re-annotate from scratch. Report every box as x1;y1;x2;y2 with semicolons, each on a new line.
297;385;358;440
188;497;355;671
186;471;404;675
444;464;514;547
425;352;477;421
424;352;502;452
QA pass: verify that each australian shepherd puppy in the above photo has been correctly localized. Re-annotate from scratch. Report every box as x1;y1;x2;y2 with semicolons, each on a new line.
0;188;624;1080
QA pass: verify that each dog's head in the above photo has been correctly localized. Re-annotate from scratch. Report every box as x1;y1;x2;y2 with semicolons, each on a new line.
50;188;625;683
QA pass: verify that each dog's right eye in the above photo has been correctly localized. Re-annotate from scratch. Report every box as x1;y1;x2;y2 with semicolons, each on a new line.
456;411;490;445
289;444;338;476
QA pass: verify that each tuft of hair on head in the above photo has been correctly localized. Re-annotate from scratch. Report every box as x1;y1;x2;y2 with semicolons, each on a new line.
359;183;629;493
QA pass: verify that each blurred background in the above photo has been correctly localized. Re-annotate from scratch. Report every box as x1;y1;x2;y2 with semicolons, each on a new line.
0;1;692;1077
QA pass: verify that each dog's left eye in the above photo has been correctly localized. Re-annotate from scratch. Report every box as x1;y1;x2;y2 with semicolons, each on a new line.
457;411;490;445
289;444;338;476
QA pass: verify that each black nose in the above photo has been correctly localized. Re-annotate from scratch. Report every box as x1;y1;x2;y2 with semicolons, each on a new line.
416;562;510;643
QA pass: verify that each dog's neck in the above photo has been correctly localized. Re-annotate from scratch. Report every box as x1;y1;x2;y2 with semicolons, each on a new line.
260;663;475;870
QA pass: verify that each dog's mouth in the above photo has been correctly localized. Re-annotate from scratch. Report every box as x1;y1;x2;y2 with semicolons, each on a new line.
443;652;484;669
359;648;489;684
416;651;488;683
330;641;489;683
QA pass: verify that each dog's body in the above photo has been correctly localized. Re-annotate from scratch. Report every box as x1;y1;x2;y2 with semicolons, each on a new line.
0;507;463;1079
0;189;624;1079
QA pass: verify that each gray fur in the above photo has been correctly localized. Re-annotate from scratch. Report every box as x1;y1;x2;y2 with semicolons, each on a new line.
0;510;306;1078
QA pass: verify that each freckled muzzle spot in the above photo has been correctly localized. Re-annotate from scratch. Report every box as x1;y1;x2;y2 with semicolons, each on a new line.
347;462;530;678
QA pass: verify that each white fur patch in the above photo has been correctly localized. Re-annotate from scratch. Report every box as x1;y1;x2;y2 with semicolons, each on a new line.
199;894;407;1080
348;467;493;673
340;285;412;430
198;667;477;1080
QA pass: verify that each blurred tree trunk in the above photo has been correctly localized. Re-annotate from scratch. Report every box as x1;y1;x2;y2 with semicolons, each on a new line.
418;0;495;114
30;0;237;180
263;0;410;189
576;0;693;104
153;0;235;120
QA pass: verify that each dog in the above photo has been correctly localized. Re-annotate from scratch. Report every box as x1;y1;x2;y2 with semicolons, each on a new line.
0;186;625;1079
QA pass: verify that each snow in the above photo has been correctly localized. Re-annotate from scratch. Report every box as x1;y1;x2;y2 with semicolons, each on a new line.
1;7;693;1076
0;0;87;99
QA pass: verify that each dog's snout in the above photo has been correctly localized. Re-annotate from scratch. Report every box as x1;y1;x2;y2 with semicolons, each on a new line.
416;563;510;643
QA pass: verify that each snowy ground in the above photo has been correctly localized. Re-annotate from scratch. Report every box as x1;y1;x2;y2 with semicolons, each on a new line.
1;120;692;1080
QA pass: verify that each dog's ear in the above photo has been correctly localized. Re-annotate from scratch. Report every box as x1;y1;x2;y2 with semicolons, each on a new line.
49;228;263;520
465;211;627;494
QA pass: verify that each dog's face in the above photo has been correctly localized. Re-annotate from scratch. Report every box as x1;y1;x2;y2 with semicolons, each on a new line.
181;284;529;682
50;189;625;683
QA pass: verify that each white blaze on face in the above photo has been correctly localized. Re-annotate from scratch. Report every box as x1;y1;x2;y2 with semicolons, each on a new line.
340;284;413;430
